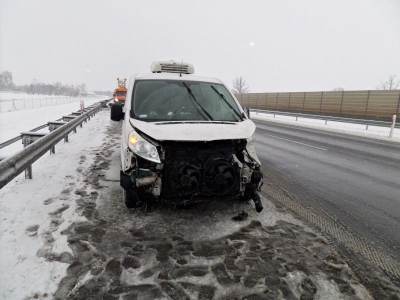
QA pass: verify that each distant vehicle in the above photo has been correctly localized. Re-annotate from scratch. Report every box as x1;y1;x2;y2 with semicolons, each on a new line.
111;78;127;105
110;61;263;212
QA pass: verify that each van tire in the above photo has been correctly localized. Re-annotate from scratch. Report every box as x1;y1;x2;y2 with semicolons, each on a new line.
123;188;141;208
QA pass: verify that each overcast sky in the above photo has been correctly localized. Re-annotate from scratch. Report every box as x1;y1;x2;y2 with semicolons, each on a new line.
1;0;399;92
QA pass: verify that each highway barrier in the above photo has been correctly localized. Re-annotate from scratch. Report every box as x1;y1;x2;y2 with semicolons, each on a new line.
238;90;400;121
0;99;109;189
250;109;399;130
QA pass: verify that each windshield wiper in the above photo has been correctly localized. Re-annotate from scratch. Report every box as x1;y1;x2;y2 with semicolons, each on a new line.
182;82;213;121
210;85;244;121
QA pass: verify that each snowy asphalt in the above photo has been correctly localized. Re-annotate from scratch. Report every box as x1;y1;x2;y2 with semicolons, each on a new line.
41;116;375;300
254;119;400;262
2;109;400;299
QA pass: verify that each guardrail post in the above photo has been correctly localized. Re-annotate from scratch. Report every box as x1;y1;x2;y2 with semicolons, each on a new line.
395;92;400;118
389;115;397;138
21;132;46;179
48;121;67;147
25;166;32;179
339;90;344;114
62;115;76;123
319;92;324;114
255;94;259;109
364;90;371;118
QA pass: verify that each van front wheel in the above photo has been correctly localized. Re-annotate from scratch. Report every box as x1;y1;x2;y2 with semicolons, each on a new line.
123;188;142;208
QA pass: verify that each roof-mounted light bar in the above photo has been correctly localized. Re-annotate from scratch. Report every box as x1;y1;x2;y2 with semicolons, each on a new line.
151;60;194;74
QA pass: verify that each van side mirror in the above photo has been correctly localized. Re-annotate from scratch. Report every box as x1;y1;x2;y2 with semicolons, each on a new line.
110;104;124;121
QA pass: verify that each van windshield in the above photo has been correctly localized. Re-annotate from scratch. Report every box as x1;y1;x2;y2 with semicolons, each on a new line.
131;80;243;122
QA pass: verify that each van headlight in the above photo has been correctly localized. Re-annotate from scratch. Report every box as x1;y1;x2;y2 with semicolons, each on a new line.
128;131;161;163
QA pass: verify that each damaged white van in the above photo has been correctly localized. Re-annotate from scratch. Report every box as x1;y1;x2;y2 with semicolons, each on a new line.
111;61;263;212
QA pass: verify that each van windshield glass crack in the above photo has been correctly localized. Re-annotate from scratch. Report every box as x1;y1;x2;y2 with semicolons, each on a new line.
131;80;242;122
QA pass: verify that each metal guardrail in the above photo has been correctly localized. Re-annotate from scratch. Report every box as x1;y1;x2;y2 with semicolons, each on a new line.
250;109;399;129
0;123;51;150
0;100;108;189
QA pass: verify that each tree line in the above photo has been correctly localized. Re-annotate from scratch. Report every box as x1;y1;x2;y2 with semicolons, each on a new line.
232;75;399;95
0;71;87;97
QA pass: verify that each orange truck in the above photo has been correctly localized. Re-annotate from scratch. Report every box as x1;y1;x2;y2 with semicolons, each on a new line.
113;78;127;104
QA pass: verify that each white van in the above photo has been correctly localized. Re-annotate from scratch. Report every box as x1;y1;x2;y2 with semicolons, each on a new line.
111;61;263;212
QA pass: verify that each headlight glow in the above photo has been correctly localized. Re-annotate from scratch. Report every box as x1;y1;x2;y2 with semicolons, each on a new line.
129;135;138;144
128;131;161;163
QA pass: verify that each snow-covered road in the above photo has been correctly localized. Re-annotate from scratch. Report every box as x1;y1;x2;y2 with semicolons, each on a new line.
0;110;382;299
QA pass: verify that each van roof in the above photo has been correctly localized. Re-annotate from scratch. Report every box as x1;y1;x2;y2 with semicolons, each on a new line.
131;72;224;84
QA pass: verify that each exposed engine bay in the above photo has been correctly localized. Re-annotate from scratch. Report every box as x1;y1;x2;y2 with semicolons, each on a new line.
121;139;264;212
163;141;242;198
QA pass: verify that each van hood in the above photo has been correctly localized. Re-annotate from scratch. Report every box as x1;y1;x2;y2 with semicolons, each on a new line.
130;118;255;141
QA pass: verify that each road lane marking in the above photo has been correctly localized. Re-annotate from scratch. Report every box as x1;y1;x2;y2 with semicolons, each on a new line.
263;134;328;151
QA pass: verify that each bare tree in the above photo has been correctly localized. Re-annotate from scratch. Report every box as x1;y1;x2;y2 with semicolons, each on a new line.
379;75;400;90
0;71;15;90
232;76;249;95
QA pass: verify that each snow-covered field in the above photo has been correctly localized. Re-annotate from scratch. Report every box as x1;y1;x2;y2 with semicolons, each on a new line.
0;98;102;141
252;111;400;142
0;97;105;158
0;91;102;113
0;110;108;300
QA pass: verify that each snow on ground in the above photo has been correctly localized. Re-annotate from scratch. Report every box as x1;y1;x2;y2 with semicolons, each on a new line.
0;91;104;113
0;91;68;100
47;119;372;300
252;111;400;142
0;97;106;158
0;109;378;299
0;91;73;102
0;97;103;141
0;110;108;300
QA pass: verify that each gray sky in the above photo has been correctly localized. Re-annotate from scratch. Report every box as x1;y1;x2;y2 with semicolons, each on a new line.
1;0;399;92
